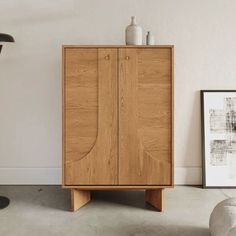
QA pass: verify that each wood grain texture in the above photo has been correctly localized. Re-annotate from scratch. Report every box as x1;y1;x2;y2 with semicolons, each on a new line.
71;189;91;211
119;48;172;185
63;45;174;190
63;45;174;49
63;185;172;190
145;189;163;211
171;47;174;186
62;46;65;186
63;48;118;185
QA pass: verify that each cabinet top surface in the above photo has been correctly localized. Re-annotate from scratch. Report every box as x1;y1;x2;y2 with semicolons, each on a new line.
62;45;174;48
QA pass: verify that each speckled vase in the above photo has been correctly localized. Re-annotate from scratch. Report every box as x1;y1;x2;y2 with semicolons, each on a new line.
125;16;142;45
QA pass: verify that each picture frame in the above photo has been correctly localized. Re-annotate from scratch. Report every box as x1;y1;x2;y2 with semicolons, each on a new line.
201;90;236;188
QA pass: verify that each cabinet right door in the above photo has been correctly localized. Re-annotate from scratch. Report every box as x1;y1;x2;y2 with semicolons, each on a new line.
119;48;173;185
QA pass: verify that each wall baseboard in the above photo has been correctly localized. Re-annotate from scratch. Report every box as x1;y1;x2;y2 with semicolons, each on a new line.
0;167;202;185
0;168;61;185
175;167;202;185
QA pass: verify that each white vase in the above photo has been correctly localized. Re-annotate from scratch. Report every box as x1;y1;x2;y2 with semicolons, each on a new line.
125;16;143;45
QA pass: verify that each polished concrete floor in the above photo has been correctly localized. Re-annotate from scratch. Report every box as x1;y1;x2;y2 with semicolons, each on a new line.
0;186;236;236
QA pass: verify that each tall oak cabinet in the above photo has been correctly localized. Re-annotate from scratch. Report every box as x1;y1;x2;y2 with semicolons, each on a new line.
62;45;174;211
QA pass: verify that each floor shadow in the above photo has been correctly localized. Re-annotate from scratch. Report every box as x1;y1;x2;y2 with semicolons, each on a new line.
0;186;159;212
91;190;156;211
0;186;211;236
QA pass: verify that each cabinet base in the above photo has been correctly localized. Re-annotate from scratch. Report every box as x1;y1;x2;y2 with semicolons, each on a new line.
70;189;91;211
70;188;164;212
145;188;163;211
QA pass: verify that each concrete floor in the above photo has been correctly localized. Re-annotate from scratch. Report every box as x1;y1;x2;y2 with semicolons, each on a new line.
0;186;236;236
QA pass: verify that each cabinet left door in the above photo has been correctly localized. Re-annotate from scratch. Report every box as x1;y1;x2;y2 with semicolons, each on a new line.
63;48;118;185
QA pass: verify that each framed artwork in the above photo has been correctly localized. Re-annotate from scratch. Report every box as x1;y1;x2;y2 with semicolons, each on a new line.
201;90;236;188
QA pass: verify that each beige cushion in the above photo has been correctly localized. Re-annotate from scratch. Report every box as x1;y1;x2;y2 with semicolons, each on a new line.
210;198;236;236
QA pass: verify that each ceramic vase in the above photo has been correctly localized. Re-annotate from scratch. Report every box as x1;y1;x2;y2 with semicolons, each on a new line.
125;16;142;45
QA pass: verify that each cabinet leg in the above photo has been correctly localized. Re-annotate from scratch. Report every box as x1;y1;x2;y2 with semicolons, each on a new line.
71;189;91;212
145;189;164;212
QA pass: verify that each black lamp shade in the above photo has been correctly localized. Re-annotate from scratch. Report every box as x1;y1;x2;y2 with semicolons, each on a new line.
0;33;15;53
0;33;15;42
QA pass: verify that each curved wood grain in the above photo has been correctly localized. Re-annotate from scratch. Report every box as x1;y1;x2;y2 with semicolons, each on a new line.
64;48;118;185
65;48;98;163
119;48;172;185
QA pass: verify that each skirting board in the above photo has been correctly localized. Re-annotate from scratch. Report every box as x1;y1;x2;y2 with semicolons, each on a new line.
0;167;202;185
174;167;202;185
0;168;61;185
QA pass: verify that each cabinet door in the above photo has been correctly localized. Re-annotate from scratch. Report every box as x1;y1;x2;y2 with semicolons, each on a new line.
63;48;118;185
119;48;173;185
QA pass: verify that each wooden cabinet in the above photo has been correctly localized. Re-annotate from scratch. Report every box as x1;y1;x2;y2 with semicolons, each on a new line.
62;46;174;211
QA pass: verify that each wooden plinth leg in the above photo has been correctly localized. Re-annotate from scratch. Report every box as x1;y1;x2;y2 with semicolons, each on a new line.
145;189;164;212
71;189;91;212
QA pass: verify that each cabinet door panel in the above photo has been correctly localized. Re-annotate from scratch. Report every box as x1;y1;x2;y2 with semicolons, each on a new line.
119;48;173;185
63;48;118;185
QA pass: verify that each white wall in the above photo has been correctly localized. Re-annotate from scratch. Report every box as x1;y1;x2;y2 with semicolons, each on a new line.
0;0;236;185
